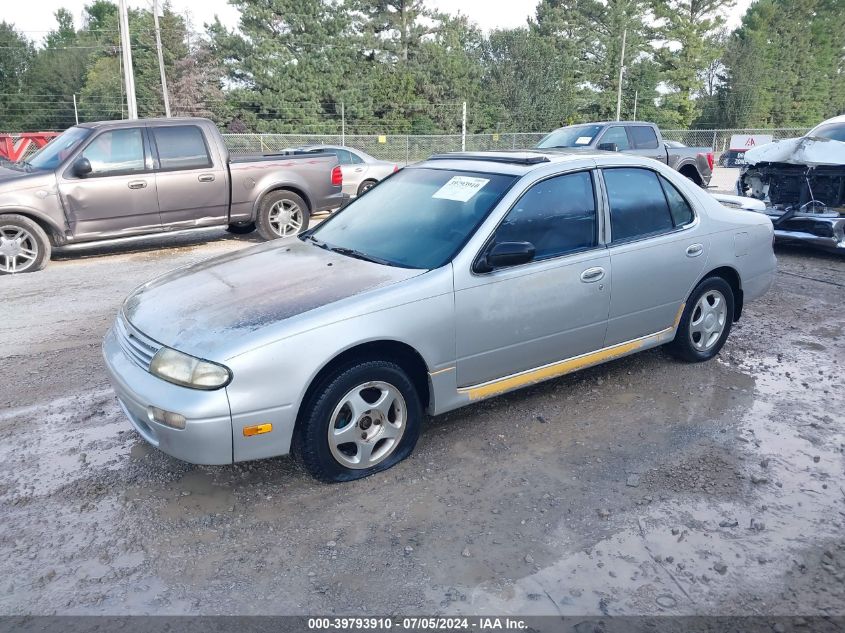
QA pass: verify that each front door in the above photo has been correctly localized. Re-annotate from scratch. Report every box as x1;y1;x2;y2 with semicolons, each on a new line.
601;167;709;346
148;124;229;227
454;170;611;387
58;127;161;239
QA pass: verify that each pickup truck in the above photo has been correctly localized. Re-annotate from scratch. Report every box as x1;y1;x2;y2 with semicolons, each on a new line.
536;121;713;187
0;117;345;274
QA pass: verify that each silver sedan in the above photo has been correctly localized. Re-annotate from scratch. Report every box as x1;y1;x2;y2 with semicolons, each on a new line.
295;145;398;198
104;150;776;482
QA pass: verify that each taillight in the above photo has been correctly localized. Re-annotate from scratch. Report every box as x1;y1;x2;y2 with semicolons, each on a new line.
331;165;342;186
706;152;714;171
393;165;399;173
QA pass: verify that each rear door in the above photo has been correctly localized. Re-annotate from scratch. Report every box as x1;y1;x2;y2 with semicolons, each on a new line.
58;126;161;238
149;124;229;228
627;125;666;163
600;167;708;346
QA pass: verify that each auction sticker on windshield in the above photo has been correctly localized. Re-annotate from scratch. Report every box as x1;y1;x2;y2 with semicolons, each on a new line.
575;136;592;145
432;176;490;202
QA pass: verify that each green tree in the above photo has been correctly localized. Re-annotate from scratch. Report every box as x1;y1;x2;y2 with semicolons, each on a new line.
0;22;35;131
653;0;735;128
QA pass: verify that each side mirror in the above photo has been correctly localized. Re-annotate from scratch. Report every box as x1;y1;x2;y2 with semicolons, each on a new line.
597;142;619;152
476;241;535;273
73;157;92;178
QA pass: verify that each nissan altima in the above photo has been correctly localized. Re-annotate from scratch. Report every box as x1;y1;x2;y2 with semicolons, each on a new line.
103;150;776;482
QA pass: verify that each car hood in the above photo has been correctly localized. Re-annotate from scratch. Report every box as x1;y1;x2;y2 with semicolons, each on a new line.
744;135;845;167
123;239;425;359
0;165;46;188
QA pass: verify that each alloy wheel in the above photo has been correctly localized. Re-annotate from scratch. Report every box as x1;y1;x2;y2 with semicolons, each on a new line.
0;225;39;273
268;199;303;237
689;289;727;352
327;381;407;469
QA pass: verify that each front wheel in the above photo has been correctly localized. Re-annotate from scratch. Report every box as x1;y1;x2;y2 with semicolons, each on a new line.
294;360;423;482
667;277;734;362
256;191;310;240
0;214;51;275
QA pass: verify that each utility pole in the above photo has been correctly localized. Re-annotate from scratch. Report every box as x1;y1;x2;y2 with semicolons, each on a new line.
615;28;627;122
632;89;638;120
117;0;138;119
461;101;467;152
153;0;171;117
73;94;79;125
341;102;345;146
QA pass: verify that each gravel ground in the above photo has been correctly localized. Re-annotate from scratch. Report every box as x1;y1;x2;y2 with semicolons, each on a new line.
1;183;844;616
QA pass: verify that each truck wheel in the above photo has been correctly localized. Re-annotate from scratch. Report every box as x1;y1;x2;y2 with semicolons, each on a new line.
667;277;734;363
0;214;51;275
256;191;310;240
226;221;256;235
294;360;423;483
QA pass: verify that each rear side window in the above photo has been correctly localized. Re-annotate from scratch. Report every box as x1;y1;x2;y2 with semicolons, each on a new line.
349;151;365;164
332;148;353;165
600;126;631;150
604;168;674;242
151;125;212;170
495;171;597;259
630;126;659;149
660;176;694;226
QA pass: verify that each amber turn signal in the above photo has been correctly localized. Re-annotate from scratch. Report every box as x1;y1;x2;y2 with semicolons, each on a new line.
243;423;273;437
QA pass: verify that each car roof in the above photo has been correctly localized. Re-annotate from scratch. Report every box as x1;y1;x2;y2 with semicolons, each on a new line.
414;149;620;176
76;117;213;130
809;115;845;133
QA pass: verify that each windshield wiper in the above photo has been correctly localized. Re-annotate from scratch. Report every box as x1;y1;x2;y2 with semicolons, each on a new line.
302;234;329;249
327;245;398;267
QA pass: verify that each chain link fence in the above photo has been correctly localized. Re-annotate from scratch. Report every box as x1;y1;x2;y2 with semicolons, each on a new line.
9;127;811;163
221;129;810;164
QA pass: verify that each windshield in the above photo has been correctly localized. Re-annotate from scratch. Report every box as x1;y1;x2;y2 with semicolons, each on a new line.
536;125;604;149
28;127;91;170
307;167;517;269
809;123;845;142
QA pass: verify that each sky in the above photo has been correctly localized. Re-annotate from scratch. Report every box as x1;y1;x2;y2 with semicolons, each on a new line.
6;0;755;41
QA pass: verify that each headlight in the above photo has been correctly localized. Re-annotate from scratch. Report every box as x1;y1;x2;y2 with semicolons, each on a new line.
149;347;232;390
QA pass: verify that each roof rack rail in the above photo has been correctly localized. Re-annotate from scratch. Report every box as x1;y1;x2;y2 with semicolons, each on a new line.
427;153;550;166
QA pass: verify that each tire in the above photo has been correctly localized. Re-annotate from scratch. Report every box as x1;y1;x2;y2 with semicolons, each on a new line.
256;190;310;241
294;360;423;483
226;221;256;235
356;179;378;197
0;214;51;275
667;276;735;363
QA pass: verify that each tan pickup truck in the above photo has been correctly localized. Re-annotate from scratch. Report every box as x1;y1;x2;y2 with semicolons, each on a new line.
0;117;346;274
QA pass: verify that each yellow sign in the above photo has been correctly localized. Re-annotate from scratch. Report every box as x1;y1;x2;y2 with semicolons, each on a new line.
378;135;387;144
493;134;500;141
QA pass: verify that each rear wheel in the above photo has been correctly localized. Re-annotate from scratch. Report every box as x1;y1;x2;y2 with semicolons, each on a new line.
357;179;378;196
294;360;423;482
667;277;734;362
256;191;310;240
0;214;51;275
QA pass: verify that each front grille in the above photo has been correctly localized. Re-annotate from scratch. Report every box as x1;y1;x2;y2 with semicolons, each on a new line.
116;313;162;370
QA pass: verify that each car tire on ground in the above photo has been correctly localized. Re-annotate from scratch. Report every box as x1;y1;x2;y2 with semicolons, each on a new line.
0;214;51;275
357;179;378;196
256;190;310;241
294;360;423;483
667;276;735;363
226;221;256;235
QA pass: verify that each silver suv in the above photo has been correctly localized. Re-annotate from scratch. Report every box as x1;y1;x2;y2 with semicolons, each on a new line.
104;150;776;482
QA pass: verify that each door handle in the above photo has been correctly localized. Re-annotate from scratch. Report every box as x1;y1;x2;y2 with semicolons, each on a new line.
686;243;704;257
127;180;147;189
198;174;215;182
580;267;605;283
354;168;364;172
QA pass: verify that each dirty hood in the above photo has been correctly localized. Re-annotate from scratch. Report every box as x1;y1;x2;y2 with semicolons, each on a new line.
744;136;845;167
123;239;425;359
0;164;48;189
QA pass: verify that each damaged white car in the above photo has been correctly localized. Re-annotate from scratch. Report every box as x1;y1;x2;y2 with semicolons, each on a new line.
736;115;845;252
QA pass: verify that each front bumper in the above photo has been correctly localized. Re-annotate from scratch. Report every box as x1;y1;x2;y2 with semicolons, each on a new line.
103;326;235;465
766;210;845;251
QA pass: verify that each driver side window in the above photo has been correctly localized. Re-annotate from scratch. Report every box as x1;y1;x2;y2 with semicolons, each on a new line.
81;128;145;176
494;171;598;260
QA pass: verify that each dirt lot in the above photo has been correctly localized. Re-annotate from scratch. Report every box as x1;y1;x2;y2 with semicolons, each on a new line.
1;189;844;616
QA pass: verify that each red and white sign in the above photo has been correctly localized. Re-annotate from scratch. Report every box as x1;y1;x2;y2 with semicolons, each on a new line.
729;134;773;152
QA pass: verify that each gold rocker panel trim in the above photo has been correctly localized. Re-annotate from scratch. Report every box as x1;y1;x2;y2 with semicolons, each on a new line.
459;326;676;401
